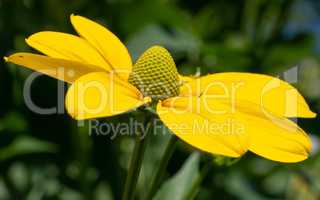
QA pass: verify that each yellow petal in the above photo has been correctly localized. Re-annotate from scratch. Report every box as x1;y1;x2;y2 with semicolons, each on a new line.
157;97;249;157
180;72;316;118
26;31;112;71
158;96;311;162
70;15;132;80
65;72;147;120
219;99;311;162
248;119;311;162
5;53;101;83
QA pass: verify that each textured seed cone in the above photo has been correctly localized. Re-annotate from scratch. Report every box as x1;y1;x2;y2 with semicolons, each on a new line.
128;46;180;100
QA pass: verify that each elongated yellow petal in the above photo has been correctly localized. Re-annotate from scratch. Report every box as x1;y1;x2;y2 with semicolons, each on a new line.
219;99;311;162
65;72;148;120
26;31;111;71
180;72;316;118
158;96;311;162
157;97;249;157
5;53;101;83
248;119;311;163
70;15;132;79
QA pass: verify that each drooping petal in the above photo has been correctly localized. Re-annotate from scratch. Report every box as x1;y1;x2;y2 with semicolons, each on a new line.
220;99;312;162
5;53;101;83
248;117;311;162
158;96;311;162
26;31;112;71
180;72;316;118
65;72;148;120
70;15;132;79
157;96;249;157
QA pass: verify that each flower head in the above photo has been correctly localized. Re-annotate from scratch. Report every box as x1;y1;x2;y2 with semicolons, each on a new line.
5;15;316;163
128;46;180;100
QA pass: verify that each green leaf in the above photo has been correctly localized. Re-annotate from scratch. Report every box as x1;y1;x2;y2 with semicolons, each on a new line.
224;171;269;200
0;137;57;161
0;112;28;132
138;124;172;194
153;152;200;200
94;182;114;200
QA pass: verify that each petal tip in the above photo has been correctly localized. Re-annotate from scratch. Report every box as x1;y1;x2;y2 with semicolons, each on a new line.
289;154;309;163
70;14;82;21
70;13;77;20
299;110;317;118
230;147;247;158
25;34;38;45
310;111;317;118
25;37;31;45
3;56;8;62
70;14;81;27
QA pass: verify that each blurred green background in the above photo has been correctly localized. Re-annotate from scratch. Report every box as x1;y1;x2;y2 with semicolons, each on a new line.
0;0;320;199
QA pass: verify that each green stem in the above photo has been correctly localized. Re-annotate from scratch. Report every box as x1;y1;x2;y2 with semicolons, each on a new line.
182;162;212;200
122;118;151;200
144;134;178;200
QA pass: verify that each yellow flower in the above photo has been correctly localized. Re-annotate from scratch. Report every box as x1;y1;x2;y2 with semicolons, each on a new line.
5;15;316;163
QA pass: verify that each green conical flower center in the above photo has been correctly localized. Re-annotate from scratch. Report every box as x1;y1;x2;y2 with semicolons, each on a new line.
128;46;180;100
